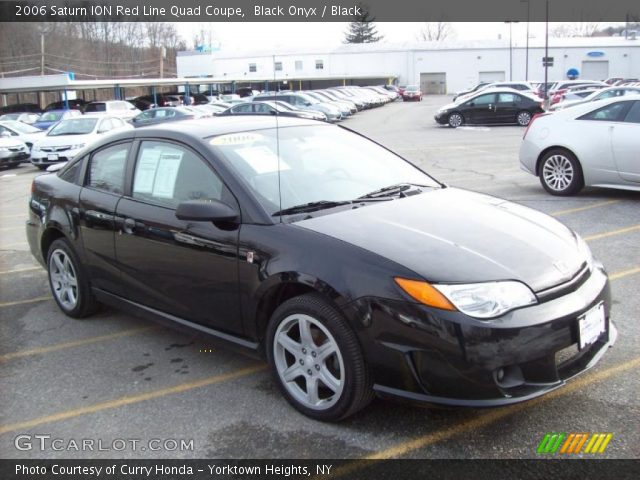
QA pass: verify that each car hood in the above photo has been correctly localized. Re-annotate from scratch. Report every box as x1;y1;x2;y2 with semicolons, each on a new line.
38;133;97;147
438;102;459;111
295;188;585;292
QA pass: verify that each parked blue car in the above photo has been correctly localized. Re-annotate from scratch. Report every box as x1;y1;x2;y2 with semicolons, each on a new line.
33;109;82;130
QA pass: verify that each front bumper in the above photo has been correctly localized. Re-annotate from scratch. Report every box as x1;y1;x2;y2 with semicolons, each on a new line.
346;264;614;407
434;112;449;124
30;148;81;166
0;150;29;165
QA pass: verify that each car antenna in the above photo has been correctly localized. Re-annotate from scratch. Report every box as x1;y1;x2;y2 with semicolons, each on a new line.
273;54;283;223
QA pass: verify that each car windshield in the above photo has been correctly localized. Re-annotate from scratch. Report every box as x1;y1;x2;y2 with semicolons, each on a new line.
2;121;40;133
297;93;318;105
39;112;63;122
209;125;440;217
48;118;98;136
406;86;419;92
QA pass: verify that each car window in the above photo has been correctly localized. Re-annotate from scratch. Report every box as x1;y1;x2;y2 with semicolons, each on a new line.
86;143;130;194
578;102;630;122
470;94;495;105
85;103;106;113
0;125;17;136
58;156;84;184
132;141;223;209
623;102;640;124
498;93;520;103
253;103;271;113
232;104;253;113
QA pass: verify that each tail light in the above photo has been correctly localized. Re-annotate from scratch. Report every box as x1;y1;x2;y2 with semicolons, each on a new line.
523;112;549;139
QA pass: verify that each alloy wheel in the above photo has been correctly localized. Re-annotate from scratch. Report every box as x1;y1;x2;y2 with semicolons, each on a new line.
449;113;463;127
273;314;345;410
517;111;532;126
542;154;574;192
49;249;79;310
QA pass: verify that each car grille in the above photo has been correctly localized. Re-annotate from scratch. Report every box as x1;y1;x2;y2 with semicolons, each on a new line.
555;343;580;367
536;263;591;302
40;146;71;152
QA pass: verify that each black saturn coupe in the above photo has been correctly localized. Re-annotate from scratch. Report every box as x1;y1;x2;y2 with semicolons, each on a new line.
27;116;616;421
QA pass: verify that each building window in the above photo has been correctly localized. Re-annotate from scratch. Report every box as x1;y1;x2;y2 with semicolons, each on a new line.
295;60;303;71
315;60;324;70
249;63;257;73
274;61;283;71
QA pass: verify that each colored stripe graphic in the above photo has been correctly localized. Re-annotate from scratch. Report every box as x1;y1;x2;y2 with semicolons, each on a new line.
540;433;613;455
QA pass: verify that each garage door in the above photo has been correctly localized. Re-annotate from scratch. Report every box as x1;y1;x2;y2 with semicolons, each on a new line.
420;73;446;94
581;61;609;81
479;71;505;83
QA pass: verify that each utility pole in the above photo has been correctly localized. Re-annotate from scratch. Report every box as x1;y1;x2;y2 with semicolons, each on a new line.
40;32;45;108
544;0;549;109
525;0;530;81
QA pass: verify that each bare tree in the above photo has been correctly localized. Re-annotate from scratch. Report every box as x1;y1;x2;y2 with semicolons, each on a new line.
550;22;600;38
417;22;454;42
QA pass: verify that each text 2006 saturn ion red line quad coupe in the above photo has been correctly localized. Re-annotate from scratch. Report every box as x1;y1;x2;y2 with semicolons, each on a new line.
27;116;616;421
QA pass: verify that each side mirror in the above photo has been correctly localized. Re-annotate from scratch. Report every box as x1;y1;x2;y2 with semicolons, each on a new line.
175;199;239;222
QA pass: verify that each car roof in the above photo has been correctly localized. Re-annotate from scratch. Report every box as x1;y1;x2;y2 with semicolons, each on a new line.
128;115;318;139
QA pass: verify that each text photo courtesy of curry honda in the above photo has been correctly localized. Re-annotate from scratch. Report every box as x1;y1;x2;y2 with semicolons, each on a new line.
0;0;639;478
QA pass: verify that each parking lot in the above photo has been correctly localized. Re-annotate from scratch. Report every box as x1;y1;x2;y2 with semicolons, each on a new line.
0;95;638;460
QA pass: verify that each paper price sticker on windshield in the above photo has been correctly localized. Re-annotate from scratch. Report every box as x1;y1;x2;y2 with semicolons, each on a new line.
210;132;265;146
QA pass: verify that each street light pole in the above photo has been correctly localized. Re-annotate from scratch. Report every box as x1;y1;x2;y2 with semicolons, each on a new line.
544;0;550;108
504;21;519;81
525;0;530;81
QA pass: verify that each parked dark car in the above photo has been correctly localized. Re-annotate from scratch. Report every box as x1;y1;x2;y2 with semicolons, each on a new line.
26;117;614;421
1;103;42;114
435;89;544;127
130;106;198;127
132;94;182;111
45;99;88;112
219;101;327;121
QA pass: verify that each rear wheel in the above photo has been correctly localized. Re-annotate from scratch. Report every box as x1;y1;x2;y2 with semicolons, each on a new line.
539;149;584;196
516;110;532;126
266;293;373;421
47;238;98;318
448;112;463;128
36;165;48;170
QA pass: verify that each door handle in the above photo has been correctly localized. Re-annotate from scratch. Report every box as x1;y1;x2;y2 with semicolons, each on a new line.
122;218;137;235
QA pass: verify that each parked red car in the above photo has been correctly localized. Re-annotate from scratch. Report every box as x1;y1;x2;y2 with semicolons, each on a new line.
402;85;422;101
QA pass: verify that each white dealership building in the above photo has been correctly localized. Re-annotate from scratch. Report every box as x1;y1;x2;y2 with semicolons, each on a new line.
176;36;640;93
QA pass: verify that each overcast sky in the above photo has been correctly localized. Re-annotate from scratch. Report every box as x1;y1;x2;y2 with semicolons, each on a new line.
175;22;624;51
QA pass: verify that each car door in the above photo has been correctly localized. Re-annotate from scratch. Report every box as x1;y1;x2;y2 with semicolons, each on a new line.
611;100;640;183
230;103;254;115
463;93;497;124
114;140;242;333
78;141;131;295
495;93;522;123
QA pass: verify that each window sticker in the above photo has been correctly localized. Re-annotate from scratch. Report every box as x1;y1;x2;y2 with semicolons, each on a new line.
133;148;161;194
152;152;183;198
209;132;265;146
236;146;289;174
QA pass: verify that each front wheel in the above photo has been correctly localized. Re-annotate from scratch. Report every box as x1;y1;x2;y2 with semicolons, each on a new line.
539;149;584;196
266;294;373;421
47;238;99;318
448;112;463;128
516;110;532;126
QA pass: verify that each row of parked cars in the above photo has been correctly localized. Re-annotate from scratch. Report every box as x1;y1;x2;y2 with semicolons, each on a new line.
0;85;399;170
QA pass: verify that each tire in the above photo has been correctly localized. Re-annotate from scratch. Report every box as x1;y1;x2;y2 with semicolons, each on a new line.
448;112;464;128
539;149;584;196
516;110;532;126
47;238;99;318
36;165;48;170
266;293;373;421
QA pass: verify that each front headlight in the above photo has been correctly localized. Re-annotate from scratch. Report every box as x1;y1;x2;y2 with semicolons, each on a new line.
434;281;537;319
394;277;537;319
69;143;85;150
575;234;594;271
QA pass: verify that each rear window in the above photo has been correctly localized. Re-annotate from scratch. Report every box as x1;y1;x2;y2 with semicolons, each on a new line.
85;103;106;113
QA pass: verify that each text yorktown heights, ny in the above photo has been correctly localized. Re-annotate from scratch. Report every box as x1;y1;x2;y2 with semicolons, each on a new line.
19;4;363;19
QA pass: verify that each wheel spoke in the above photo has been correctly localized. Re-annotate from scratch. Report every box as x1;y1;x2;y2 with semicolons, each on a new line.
277;333;302;355
318;366;340;393
282;364;304;382
316;341;336;362
53;254;64;273
305;376;320;405
298;317;315;347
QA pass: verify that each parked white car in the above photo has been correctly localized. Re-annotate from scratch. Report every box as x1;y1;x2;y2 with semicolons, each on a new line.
84;100;140;120
520;97;640;195
0;120;45;151
550;86;640;111
30;115;132;169
0;135;29;169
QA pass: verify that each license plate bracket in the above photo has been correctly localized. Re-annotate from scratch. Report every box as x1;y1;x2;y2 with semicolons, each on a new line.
47;154;59;161
578;302;606;350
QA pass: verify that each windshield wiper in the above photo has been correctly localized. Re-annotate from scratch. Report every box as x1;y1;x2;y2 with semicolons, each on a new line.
272;200;351;216
357;182;430;199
